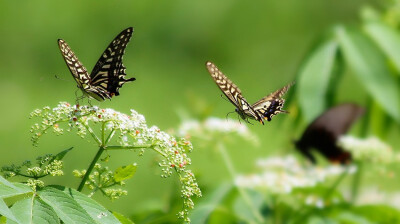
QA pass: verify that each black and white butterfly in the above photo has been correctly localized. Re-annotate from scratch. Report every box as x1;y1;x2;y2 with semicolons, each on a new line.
58;27;135;101
206;61;294;125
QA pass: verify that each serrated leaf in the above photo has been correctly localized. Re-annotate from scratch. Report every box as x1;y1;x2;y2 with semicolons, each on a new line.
0;182;32;199
38;187;96;224
8;198;32;224
336;25;400;122
32;198;59;224
0;198;18;223
364;22;400;74
50;147;73;163
297;39;338;122
114;165;137;182
112;212;134;224
57;186;121;224
8;197;59;224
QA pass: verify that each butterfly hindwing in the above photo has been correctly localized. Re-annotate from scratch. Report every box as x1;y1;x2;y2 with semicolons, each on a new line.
58;27;135;101
252;82;294;122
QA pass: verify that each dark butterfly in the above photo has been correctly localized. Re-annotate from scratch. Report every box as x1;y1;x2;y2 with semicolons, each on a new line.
294;103;365;164
58;27;135;101
206;61;294;125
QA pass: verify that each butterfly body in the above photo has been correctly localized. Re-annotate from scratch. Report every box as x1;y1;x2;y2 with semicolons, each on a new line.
58;27;135;101
206;61;293;124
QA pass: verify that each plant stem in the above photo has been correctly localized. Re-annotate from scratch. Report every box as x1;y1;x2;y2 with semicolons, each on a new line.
291;167;349;224
107;145;153;150
217;142;264;223
351;161;363;203
77;145;105;192
323;167;349;199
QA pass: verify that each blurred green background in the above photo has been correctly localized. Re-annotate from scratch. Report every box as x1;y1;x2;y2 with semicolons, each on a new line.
1;0;399;222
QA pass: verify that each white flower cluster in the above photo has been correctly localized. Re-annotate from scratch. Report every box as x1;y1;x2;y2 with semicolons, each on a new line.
178;117;258;144
338;136;393;164
30;102;201;222
235;156;356;194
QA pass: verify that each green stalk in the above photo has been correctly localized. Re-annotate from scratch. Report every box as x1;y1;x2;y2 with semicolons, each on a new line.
351;161;363;203
77;145;105;192
217;142;264;223
291;167;349;224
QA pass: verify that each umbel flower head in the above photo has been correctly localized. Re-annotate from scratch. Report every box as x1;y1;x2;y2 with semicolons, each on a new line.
30;102;201;222
338;136;394;164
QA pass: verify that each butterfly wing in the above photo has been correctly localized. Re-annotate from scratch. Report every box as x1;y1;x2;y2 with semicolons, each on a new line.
90;27;136;98
251;82;294;122
295;103;365;164
58;39;111;101
205;61;260;121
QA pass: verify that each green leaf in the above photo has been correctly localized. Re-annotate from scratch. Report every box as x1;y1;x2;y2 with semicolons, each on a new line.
59;186;121;224
32;198;60;224
297;39;338;122
50;147;73;163
190;183;233;224
335;212;372;224
8;197;59;224
233;189;264;223
0;182;32;199
336;25;400;122
8;198;32;224
112;211;134;224
364;22;400;74
350;205;400;223
114;164;137;182
38;187;96;224
0;198;19;223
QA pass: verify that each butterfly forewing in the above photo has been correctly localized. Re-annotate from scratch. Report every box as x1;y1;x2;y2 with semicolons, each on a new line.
58;39;91;88
90;27;135;97
206;61;261;121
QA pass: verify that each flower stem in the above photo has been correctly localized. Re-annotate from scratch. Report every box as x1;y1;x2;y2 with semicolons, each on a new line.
77;145;105;192
351;161;362;203
107;145;153;150
217;142;264;223
291;167;350;224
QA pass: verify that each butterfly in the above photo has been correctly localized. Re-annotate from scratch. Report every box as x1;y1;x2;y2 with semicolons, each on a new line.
58;27;135;101
205;61;294;125
294;103;365;164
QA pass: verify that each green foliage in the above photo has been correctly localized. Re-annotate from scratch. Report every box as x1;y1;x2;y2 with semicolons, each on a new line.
114;164;137;183
295;5;400;137
0;178;123;223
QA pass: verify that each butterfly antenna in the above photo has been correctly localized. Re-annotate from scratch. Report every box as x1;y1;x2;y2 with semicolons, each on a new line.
225;111;235;121
220;94;230;103
55;74;73;83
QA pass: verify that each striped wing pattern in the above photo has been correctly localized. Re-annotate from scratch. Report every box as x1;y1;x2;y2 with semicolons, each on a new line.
58;27;135;101
90;27;135;97
205;61;261;122
206;61;293;124
252;82;294;123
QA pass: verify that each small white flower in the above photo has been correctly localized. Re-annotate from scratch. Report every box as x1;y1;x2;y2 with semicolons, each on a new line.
236;155;353;194
338;136;393;164
178;117;258;144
